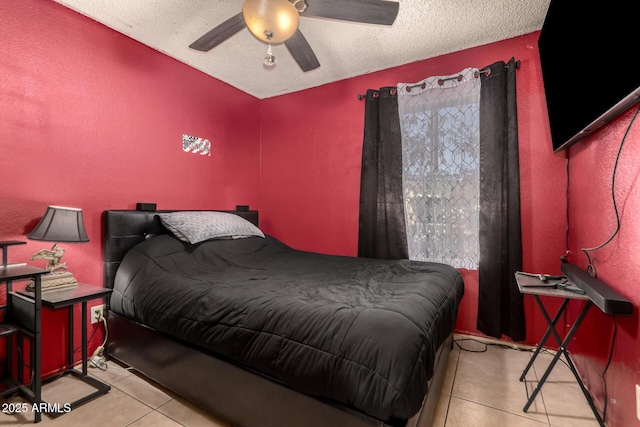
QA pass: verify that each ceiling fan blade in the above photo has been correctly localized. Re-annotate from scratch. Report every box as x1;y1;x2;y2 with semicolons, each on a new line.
189;13;246;51
285;29;320;72
302;0;399;26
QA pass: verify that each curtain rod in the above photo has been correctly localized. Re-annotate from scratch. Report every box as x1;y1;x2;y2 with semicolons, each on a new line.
357;59;521;100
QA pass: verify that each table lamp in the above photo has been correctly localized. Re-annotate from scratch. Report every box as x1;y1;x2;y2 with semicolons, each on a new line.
26;205;89;291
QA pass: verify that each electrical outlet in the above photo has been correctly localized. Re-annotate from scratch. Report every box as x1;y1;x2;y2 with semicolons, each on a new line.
636;384;640;421
91;305;105;324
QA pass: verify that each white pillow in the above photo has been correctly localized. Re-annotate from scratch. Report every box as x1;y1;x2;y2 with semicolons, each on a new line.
157;211;264;244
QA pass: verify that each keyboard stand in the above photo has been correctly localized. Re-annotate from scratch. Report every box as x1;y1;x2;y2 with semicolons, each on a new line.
515;272;605;426
516;263;634;427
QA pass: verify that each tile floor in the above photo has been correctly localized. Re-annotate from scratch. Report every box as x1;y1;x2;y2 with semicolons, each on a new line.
1;335;599;427
434;336;599;427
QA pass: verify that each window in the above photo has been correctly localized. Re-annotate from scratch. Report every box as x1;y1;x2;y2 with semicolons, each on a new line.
398;69;480;269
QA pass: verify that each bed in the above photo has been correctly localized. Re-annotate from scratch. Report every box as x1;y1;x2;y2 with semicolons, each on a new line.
102;209;464;427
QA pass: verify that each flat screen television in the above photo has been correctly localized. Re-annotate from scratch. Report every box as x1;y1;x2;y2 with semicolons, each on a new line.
538;0;640;152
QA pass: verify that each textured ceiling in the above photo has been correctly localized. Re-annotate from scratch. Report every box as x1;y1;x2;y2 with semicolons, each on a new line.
53;0;550;99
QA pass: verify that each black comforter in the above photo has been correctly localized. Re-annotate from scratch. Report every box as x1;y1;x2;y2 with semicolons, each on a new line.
111;234;464;421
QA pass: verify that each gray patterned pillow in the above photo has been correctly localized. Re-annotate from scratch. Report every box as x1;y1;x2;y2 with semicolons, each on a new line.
157;211;264;244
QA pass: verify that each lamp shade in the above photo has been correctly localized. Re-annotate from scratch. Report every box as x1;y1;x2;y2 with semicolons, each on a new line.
27;206;89;243
243;0;300;43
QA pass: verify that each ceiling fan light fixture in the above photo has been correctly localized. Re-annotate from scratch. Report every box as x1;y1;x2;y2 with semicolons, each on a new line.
263;32;277;67
243;0;300;43
264;51;277;67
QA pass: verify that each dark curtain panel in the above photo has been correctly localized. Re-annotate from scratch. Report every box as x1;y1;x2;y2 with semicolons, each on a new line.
358;87;408;260
477;58;526;341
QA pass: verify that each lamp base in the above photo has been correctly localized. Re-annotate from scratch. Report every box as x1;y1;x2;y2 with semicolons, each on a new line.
26;271;78;292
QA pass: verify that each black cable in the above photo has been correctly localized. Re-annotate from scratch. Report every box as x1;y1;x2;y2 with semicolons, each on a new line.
454;337;572;370
454;337;488;353
581;104;640;277
73;320;101;355
455;337;529;353
17;345;30;369
565;151;570;254
564;151;571;336
602;315;617;421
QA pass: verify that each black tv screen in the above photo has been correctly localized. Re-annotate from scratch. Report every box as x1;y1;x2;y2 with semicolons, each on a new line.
538;1;640;152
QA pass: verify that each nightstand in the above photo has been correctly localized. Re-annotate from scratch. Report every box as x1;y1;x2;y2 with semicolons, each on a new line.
0;240;47;423
12;283;112;418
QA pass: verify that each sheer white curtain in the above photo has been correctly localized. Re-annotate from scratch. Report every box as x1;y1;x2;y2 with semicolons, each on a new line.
397;68;481;269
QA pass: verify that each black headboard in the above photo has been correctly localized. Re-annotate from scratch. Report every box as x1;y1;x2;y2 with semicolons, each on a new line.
102;210;259;290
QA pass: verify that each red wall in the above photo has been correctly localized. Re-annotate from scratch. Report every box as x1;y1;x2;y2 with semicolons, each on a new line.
564;107;640;427
0;0;260;376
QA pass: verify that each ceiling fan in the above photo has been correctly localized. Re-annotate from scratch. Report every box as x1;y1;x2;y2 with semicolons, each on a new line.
189;0;400;72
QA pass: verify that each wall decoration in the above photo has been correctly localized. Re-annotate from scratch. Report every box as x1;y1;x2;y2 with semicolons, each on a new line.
182;134;211;156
